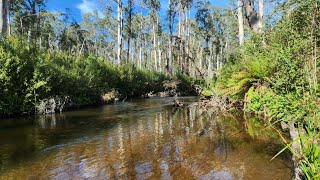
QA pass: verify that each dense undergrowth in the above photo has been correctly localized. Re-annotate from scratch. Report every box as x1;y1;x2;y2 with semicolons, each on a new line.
203;1;320;179
0;37;196;117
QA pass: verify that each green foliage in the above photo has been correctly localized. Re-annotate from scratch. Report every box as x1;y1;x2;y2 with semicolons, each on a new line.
117;64;168;96
268;22;309;95
199;77;220;97
175;72;197;95
245;87;305;122
0;37;36;115
218;0;320;99
214;2;320;178
299;125;320;179
217;37;275;99
201;88;213;97
0;37;170;116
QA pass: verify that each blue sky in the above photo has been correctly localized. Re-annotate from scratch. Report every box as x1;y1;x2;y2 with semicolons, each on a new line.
47;0;230;22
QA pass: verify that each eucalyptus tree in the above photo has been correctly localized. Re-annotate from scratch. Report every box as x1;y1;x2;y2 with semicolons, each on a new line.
124;0;134;63
143;0;160;70
99;3;118;61
82;13;97;55
37;11;60;50
242;0;264;33
0;0;9;36
117;0;123;65
156;17;163;72
21;0;45;42
196;1;214;77
166;0;180;74
59;22;87;54
237;0;244;45
81;10;110;56
184;19;204;77
211;6;233;73
179;0;193;74
132;14;144;68
9;0;46;47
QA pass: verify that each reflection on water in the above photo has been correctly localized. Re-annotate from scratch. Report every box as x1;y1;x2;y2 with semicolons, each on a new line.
0;97;292;179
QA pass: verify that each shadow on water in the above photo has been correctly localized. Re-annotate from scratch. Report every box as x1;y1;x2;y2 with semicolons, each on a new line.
0;97;293;179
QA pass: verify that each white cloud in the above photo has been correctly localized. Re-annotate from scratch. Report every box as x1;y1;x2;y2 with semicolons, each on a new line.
77;0;98;14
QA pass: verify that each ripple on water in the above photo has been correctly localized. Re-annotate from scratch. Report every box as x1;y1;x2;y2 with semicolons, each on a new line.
0;97;293;179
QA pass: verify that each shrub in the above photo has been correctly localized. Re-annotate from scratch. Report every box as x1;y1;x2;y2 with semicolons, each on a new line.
0;37;172;116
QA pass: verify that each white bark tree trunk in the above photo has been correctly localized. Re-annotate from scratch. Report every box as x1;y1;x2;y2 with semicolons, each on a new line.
258;0;264;34
127;0;132;63
243;0;263;33
153;21;157;70
216;48;219;72
168;32;172;72
237;0;244;45
139;42;142;69
207;55;212;78
199;41;202;72
158;44;161;72
157;17;161;72
117;0;123;65
168;0;172;74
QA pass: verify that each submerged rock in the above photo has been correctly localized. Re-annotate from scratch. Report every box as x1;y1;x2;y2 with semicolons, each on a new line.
200;170;234;180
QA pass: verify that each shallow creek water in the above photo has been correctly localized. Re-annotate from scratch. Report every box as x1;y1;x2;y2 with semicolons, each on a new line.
0;97;292;179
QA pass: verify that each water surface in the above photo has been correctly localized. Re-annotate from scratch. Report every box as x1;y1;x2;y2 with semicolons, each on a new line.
0;97;292;179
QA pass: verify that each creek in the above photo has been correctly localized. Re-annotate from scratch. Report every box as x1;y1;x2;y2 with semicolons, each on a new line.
0;97;292;179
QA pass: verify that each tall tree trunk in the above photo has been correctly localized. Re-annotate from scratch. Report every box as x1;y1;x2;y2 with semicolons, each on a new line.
207;53;212;78
237;0;244;45
28;2;36;45
199;46;202;72
178;1;182;70
184;8;188;74
178;2;181;38
258;0;264;34
220;44;223;69
157;17;161;72
153;19;157;70
181;5;185;72
0;0;8;36
186;9;191;75
27;28;31;44
117;0;123;65
6;0;9;36
216;47;220;73
38;4;42;49
243;0;263;33
158;42;161;72
168;25;172;73
167;0;172;74
127;0;132;63
139;41;142;69
139;16;143;69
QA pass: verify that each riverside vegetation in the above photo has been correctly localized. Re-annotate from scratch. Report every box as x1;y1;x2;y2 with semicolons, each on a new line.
201;1;320;178
0;37;199;116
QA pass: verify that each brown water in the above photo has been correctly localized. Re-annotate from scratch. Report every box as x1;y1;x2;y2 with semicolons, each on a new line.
0;97;292;179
